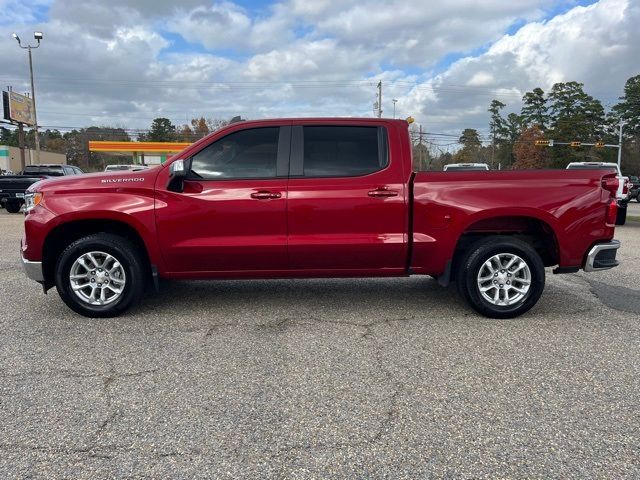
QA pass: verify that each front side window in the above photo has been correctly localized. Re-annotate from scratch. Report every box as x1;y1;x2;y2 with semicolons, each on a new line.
302;126;387;177
189;127;279;180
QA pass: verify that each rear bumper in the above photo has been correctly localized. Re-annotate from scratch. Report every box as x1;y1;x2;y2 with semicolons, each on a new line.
21;250;44;282
584;240;620;272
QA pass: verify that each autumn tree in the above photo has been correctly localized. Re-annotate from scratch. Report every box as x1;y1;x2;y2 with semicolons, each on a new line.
512;126;548;169
177;117;230;142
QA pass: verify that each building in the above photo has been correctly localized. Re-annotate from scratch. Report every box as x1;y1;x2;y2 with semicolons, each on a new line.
0;145;66;173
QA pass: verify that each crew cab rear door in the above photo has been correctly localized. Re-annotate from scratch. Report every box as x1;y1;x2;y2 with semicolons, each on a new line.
286;121;408;272
154;124;290;273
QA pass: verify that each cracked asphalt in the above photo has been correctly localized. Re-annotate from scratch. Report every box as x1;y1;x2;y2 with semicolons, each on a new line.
1;209;639;478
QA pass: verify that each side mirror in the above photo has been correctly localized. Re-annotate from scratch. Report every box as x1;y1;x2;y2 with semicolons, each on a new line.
168;159;187;192
169;159;187;178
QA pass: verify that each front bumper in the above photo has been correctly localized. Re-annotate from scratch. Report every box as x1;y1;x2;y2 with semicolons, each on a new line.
584;240;620;272
21;251;44;282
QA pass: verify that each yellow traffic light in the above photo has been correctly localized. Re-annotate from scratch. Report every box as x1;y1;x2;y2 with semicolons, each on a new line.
595;141;605;148
570;141;582;147
406;116;415;124
535;139;553;146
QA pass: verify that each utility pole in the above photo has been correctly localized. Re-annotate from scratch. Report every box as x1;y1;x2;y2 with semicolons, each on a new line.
392;99;397;119
17;123;26;171
12;31;43;164
377;81;382;118
418;124;424;170
617;121;625;169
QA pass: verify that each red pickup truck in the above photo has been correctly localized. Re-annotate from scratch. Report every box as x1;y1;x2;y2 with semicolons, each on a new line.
21;118;621;318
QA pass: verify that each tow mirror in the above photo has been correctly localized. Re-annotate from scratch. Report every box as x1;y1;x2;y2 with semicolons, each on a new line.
168;159;187;192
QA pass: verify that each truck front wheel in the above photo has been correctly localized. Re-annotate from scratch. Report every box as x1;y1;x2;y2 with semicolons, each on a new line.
456;236;545;319
54;233;146;318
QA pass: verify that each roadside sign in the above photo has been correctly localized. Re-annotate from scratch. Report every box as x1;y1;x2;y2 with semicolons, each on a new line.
2;91;35;125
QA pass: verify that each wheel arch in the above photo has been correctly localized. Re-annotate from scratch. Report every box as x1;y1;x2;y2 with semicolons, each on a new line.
440;214;561;285
42;218;153;290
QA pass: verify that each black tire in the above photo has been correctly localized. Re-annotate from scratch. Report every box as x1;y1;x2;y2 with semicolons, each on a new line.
5;201;21;213
456;236;545;319
636;195;640;203
55;233;146;318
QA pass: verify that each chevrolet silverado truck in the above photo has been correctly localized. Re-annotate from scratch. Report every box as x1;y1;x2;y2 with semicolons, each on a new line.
21;118;621;319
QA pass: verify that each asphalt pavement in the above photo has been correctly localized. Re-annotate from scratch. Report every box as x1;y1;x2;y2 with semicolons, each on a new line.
0;209;639;478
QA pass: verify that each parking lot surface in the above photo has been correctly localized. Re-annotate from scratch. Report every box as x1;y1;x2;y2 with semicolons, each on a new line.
1;209;639;478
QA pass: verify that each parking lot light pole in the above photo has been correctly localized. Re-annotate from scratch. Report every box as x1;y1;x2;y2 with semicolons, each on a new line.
12;32;43;164
617;122;625;169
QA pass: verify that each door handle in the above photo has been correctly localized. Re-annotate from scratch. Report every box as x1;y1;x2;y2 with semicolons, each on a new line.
251;191;282;200
368;188;398;198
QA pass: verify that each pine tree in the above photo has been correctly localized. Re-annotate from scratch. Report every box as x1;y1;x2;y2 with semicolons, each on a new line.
521;88;548;129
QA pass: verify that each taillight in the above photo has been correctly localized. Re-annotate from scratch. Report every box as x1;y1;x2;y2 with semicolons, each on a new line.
606;199;617;226
622;179;629;195
601;176;619;197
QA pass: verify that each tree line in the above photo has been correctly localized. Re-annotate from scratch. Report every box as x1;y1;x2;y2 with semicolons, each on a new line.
0;117;232;171
416;74;640;173
2;75;639;173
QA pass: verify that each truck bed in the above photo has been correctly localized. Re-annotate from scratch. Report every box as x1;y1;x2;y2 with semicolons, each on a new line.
410;169;615;275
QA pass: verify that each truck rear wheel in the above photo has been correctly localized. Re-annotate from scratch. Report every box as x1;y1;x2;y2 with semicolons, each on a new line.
457;236;545;319
5;200;21;213
54;233;146;318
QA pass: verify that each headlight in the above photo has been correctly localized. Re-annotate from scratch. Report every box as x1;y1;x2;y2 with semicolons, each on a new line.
24;192;43;212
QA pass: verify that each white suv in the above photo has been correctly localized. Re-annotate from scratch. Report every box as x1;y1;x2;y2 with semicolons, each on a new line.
443;163;490;171
566;162;629;203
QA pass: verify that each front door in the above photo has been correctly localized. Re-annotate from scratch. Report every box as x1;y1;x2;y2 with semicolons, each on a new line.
155;125;290;274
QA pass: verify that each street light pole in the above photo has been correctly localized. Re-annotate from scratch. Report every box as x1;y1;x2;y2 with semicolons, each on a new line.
12;32;43;164
392;99;397;119
617;121;625;169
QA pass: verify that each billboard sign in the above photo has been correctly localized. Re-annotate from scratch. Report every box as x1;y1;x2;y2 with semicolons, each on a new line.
2;91;35;125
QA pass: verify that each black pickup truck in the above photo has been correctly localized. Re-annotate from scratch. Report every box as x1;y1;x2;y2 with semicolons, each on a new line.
0;164;84;213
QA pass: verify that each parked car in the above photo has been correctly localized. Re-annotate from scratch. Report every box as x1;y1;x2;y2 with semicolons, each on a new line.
566;162;629;224
0;164;83;213
105;164;148;172
23;164;84;177
443;163;489;171
21;118;620;319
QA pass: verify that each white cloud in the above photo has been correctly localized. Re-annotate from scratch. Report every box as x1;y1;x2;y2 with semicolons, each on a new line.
403;0;640;134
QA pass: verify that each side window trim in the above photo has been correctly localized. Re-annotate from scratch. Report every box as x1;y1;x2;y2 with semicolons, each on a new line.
276;126;291;177
290;125;390;179
290;126;304;177
186;126;289;181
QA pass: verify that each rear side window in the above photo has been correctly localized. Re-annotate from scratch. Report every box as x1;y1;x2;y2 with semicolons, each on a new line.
301;126;387;177
190;127;279;180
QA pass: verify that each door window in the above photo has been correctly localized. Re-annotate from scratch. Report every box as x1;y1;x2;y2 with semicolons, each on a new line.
189;127;280;180
301;126;388;177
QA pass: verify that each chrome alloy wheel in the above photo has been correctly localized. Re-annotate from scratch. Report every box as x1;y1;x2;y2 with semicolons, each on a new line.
69;251;126;306
477;253;531;306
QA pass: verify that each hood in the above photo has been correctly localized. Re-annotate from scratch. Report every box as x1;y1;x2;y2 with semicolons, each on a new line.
27;166;162;193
